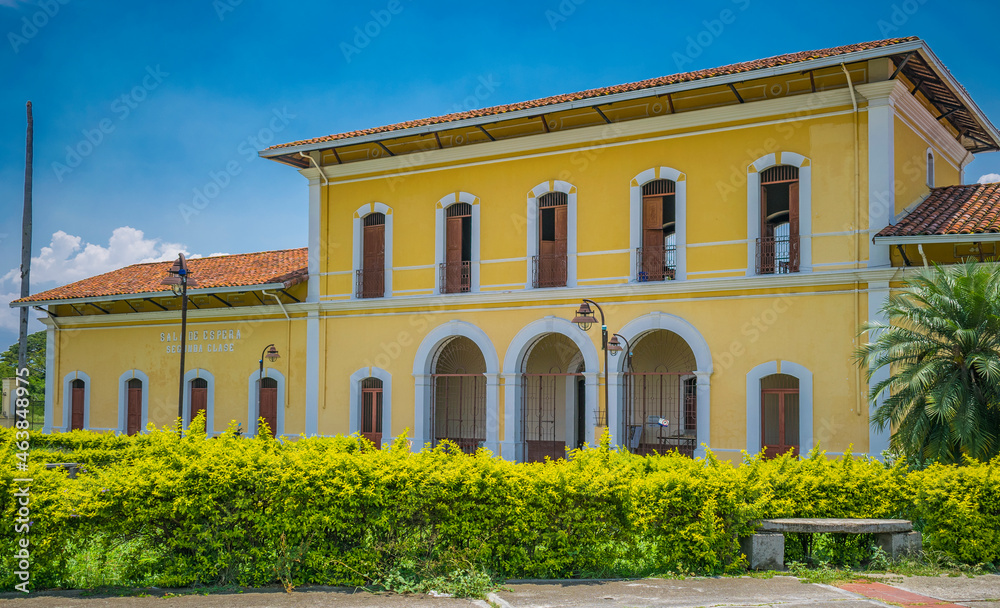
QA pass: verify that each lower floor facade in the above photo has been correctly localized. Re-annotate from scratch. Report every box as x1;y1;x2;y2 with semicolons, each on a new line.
40;271;896;462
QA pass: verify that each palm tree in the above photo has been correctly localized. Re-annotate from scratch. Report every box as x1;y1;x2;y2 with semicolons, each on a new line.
856;260;1000;464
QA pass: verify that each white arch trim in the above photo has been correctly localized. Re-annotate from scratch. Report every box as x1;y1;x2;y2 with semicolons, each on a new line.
246;368;286;438
747;151;812;275
435;191;481;293
745;360;814;456
182;368;215;435
117;369;150;435
61;370;91;432
501;316;602;461
412;320;500;454
349;366;392;443
609;312;713;456
630;167;687;281
526;180;577;288
352;201;393;298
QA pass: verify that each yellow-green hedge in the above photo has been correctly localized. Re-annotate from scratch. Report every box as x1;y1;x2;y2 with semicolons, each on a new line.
1;422;998;590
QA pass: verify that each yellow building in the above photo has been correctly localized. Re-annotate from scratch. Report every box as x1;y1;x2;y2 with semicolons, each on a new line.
14;36;1000;462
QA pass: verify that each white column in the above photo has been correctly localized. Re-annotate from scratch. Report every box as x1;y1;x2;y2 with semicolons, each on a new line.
413;374;432;452
485;373;501;456
868;281;892;457
307;178;321;303
694;371;711;458
584;371;600;446
43;323;55;433
857;81;900;269
501;372;518;461
304;312;320;436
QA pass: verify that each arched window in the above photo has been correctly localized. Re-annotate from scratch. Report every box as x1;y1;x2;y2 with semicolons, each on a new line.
757;165;800;274
926;150;935;188
358;212;386;298
360;377;383;448
441;203;472;293
638;179;677;281
70;378;85;430
125;378;142;435
534;192;568;288
257;377;278;437
761;373;799;458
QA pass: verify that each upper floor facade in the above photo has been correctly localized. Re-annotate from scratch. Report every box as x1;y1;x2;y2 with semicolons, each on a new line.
262;37;998;307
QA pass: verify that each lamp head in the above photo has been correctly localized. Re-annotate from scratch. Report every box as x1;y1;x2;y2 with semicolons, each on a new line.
607;334;623;356
571;301;595;331
265;345;280;362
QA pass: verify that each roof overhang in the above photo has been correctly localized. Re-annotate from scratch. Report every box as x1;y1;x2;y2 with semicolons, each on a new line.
260;39;999;162
873;233;1000;246
9;282;292;308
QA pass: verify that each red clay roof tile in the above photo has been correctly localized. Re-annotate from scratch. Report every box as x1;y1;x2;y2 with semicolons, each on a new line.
265;37;919;151
13;248;307;304
876;183;1000;238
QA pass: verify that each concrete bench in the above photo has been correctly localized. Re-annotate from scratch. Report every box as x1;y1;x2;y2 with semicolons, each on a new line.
741;518;922;570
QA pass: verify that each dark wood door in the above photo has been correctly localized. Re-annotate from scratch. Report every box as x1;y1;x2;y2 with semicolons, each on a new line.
126;386;142;435
259;381;277;437
363;222;385;297
361;387;383;448
71;385;85;430
190;386;207;426
642;196;664;280
787;180;800;272
538;205;567;287
762;389;799;458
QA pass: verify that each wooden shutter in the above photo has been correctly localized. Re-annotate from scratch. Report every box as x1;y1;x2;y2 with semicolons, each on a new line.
554;205;567;286
642;197;664;280
363;223;385;297
788;181;800;272
190;386;207;425
361;386;383;449
760;185;773;238
259;381;277;437
446;216;462;292
71;386;85;430
127;385;142;435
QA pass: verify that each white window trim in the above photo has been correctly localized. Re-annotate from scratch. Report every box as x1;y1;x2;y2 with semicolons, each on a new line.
746;152;812;275
183;368;215;435
435;192;481;294
745;360;814;456
526;180;577;289
349;366;393;443
246;368;285;438
61;370;91;432
412;320;500;454
352;202;393;299
630;167;687;281
926;147;935;188
117;369;149;435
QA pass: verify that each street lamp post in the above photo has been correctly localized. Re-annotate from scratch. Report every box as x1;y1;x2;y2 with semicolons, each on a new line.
572;299;610;427
161;253;197;427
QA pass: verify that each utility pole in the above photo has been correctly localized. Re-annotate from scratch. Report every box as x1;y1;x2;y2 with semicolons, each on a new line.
18;101;32;373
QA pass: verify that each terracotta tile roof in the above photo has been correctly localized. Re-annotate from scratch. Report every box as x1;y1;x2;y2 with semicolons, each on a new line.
13;248;307;304
876;183;1000;238
266;37;919;151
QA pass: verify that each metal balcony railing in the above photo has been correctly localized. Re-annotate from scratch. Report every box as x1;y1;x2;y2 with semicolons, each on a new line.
532;254;567;288
756;235;800;275
636;245;677;282
439;261;471;294
355;267;385;298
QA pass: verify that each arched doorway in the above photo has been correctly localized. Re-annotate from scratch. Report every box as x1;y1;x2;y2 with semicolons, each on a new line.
189;378;208;428
360;377;384;448
520;333;586;462
432;336;487;453
761;373;799;458
622;330;698;456
70;378;85;430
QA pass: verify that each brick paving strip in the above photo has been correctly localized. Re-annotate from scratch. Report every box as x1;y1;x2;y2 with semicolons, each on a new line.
840;581;966;607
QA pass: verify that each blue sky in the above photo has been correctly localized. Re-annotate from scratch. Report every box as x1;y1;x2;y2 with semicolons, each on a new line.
2;0;1000;349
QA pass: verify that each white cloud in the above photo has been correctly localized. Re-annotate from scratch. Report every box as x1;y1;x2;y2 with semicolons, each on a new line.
2;226;190;286
978;173;1000;184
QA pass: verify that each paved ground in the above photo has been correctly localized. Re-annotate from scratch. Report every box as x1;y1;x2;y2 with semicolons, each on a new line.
1;575;997;608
